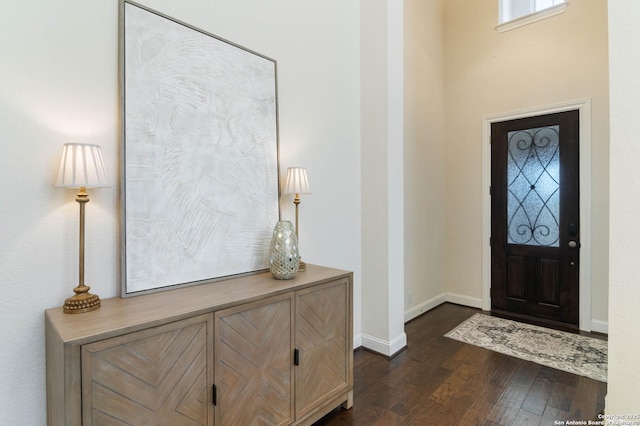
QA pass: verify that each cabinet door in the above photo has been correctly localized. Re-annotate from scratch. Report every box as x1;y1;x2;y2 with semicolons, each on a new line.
295;278;352;418
214;293;294;426
81;314;214;425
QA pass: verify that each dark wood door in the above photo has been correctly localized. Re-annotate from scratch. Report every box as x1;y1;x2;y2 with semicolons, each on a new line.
491;110;579;327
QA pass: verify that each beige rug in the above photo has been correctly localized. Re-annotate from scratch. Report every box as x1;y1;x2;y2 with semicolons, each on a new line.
445;313;607;382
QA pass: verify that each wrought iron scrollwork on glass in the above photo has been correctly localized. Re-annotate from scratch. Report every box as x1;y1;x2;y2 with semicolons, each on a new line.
507;125;560;247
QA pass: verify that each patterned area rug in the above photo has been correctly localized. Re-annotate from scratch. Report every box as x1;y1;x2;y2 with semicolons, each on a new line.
445;313;607;382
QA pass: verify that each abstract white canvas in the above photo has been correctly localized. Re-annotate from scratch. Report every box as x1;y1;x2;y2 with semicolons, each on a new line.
121;1;279;295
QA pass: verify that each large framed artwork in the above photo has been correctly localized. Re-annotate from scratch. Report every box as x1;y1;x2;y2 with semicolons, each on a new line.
120;0;280;296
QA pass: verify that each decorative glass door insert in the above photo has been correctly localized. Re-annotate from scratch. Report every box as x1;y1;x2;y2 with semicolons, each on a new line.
507;125;560;247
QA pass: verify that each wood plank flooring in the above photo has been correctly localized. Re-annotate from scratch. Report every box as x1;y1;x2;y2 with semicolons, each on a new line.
314;303;607;426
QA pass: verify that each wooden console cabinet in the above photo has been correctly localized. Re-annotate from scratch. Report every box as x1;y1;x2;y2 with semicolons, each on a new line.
46;265;353;426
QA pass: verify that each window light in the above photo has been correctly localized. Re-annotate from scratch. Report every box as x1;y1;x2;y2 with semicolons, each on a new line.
497;0;568;33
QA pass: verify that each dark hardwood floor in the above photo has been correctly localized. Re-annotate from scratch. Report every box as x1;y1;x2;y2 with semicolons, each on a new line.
315;303;607;426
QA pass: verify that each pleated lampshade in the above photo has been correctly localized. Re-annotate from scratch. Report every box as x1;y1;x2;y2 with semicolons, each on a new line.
56;143;109;188
284;167;311;195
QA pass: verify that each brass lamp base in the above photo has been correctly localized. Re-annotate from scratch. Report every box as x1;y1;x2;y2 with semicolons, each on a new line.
63;285;101;314
299;259;307;272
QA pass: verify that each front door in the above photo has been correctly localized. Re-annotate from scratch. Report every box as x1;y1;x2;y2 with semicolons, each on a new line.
491;110;579;327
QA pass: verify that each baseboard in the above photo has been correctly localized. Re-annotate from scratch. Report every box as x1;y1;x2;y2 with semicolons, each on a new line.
445;292;483;309
353;333;363;349
401;292;606;334
361;332;407;357
591;319;609;334
405;293;448;322
404;292;482;323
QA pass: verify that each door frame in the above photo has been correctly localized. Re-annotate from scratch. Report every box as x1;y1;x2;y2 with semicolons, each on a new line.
482;99;592;331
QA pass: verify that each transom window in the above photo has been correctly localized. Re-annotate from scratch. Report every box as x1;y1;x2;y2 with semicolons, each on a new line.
497;0;568;32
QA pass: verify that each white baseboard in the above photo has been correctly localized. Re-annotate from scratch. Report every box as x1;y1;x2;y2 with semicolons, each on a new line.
404;292;483;323
402;292;607;335
405;293;448;322
591;319;609;334
358;297;607;353
361;332;407;357
353;333;362;349
445;292;483;309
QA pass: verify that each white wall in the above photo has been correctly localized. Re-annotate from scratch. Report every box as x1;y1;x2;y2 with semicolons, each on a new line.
0;0;361;423
443;0;609;324
403;0;447;320
607;0;640;413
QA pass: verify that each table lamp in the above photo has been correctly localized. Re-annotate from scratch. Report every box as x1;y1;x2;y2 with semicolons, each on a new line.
56;143;109;313
284;167;310;271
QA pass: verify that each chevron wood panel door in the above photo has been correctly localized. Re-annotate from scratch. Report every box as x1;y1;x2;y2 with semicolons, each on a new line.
214;293;294;426
295;278;351;418
81;314;213;425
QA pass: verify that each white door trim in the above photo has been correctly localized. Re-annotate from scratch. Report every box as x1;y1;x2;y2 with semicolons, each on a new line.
482;99;592;331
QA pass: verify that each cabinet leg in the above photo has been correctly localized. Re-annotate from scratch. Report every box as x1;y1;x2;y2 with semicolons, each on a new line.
341;390;354;410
